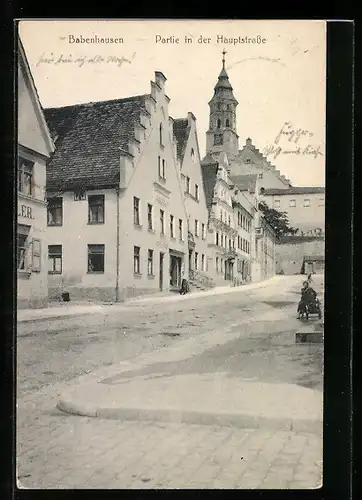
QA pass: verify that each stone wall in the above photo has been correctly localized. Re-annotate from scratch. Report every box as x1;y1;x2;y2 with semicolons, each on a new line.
275;237;325;275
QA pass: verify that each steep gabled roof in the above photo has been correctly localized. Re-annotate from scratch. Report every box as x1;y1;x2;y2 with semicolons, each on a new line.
231;174;258;194
263;186;325;196
172;118;190;161
44;95;148;191
201;163;219;213
18;38;54;155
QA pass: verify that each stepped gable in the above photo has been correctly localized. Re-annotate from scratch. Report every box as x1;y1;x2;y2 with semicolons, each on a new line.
239;138;291;186
172;118;190;161
44;94;148;191
231;174;258;194
263;186;325;195
201;154;219;213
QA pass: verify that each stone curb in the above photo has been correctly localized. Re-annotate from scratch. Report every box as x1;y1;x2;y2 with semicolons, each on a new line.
56;399;323;435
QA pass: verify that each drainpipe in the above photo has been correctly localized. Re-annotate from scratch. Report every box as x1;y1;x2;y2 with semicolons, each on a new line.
115;187;120;302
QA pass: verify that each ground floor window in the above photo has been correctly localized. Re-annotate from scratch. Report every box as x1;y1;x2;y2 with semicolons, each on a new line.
48;245;62;274
17;224;30;271
134;246;140;274
88;244;105;273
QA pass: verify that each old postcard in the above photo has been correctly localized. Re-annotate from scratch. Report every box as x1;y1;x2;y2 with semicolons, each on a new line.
17;19;326;489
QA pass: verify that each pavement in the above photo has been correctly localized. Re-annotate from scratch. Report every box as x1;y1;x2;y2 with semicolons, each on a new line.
17;276;284;323
16;274;324;489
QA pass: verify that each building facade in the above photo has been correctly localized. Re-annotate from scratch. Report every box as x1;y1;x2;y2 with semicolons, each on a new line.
45;72;191;302
173;114;209;279
17;40;55;308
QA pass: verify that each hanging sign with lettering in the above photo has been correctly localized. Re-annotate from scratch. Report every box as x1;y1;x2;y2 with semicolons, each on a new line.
18;205;34;219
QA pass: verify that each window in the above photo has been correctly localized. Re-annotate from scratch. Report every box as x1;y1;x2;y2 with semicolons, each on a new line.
216;257;219;272
229;238;232;249
245;158;251;164
17;228;29;270
195;219;199;237
274;200;280;209
88;244;105;273
228;215;231;226
160;209;165;235
226;119;230;127
170;215;175;238
221;259;224;273
47;198;63;227
158;156;166;179
258;173;263;179
133;197;140;225
201;254;205;271
216;232;219;245
217;119;221;128
18;157;34;196
88;195;105;224
159;123;163;146
201;223;206;240
220;210;223;221
186;176;190;193
147;203;153;231
179;219;183;240
194;252;198;270
74;191;86;201
133;246;140;274
191;148;195;161
318;198;325;206
48;245;62;274
304;199;311;207
221;234;224;247
195;184;199;200
289;199;296;207
147;249;153;276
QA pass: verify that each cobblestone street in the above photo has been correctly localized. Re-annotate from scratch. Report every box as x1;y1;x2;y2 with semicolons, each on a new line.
17;275;324;489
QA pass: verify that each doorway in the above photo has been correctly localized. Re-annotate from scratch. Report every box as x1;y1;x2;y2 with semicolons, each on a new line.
169;254;182;288
159;252;164;291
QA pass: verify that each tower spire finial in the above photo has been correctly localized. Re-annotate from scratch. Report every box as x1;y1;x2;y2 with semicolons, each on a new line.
222;49;227;70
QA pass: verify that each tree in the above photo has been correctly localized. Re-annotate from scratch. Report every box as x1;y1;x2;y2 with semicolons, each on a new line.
258;200;296;239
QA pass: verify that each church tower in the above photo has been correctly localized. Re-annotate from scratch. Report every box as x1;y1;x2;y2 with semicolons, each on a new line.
206;50;239;160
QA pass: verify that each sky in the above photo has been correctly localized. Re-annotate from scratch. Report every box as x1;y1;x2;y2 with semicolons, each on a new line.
19;20;326;187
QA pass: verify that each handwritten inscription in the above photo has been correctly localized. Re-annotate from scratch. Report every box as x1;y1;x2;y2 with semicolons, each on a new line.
36;52;136;68
263;121;323;160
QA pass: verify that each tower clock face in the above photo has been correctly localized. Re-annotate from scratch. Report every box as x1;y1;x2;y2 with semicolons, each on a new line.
214;134;223;145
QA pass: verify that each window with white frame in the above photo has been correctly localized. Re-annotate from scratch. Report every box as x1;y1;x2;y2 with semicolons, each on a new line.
88;244;105;273
147;203;153;231
160;209;165;235
158;156;166;179
147;249;154;276
179;219;183;240
48;245;62;274
303;199;311;207
88;195;105;224
47;198;63;226
133;197;140;225
289;199;296;207
134;246;140;274
18;157;34;196
170;215;175;238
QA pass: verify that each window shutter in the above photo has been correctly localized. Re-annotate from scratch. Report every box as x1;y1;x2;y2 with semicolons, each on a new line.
32;238;41;272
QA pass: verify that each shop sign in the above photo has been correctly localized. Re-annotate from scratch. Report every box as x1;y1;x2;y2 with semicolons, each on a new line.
18;204;34;219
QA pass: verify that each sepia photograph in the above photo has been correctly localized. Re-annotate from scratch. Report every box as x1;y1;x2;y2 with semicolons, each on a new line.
17;19;326;489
